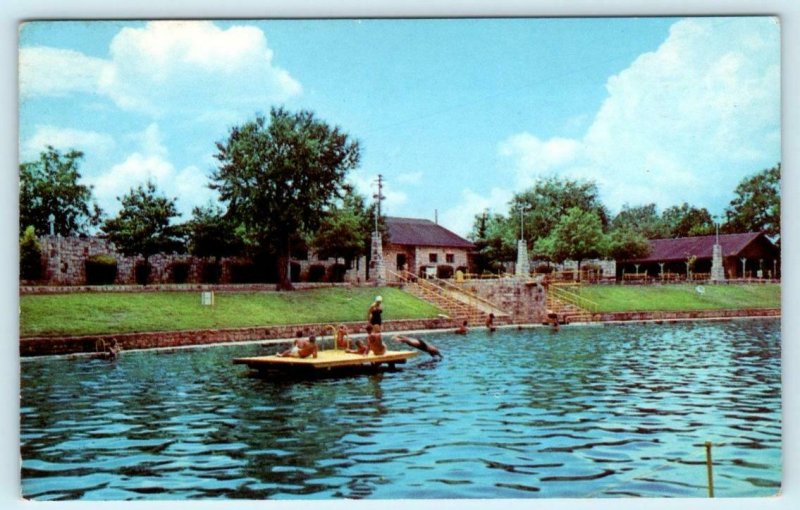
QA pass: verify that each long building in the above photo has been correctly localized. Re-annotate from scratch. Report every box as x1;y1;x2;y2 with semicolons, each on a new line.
383;217;475;280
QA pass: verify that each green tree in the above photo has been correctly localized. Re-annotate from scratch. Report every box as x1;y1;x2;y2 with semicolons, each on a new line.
469;211;515;273
101;181;185;283
212;108;360;290
19;225;43;281
310;187;371;267
606;227;651;261
187;204;244;260
661;203;714;238
725;163;780;239
611;203;667;239
538;207;607;279
511;176;609;249
19;146;103;235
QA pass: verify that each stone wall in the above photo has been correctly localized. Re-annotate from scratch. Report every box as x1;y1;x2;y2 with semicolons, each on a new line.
458;278;547;323
34;236;365;286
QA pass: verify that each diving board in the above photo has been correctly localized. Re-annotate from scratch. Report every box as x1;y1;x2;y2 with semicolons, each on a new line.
233;349;419;372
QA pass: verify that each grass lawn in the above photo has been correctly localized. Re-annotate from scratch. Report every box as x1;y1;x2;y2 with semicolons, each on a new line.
20;287;442;338
577;284;781;312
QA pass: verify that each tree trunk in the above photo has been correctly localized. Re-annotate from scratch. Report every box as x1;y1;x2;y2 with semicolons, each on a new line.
576;259;582;282
276;238;294;291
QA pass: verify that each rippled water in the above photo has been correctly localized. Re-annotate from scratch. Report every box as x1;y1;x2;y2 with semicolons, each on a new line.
20;319;781;500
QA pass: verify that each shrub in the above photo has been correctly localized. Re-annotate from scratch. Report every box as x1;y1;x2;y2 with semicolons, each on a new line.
202;261;221;284
437;265;454;279
534;264;554;274
328;263;347;283
135;261;152;285
169;261;190;284
20;226;42;281
308;264;326;282
229;262;259;283
85;254;118;285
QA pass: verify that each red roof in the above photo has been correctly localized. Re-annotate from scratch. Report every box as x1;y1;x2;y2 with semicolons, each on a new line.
626;232;768;263
386;217;474;249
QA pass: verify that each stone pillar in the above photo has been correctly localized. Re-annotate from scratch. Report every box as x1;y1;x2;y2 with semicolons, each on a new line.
710;244;725;282
515;239;530;277
370;231;386;285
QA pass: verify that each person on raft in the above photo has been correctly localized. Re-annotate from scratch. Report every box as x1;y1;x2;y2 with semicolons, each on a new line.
394;335;443;359
346;339;368;355
367;295;383;332
277;335;318;358
364;324;386;356
335;325;351;350
454;320;469;335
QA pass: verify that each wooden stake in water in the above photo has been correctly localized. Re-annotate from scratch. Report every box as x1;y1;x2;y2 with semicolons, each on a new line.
705;441;715;497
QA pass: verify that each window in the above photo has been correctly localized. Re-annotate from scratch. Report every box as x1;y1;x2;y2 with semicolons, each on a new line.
429;253;438;263
446;253;455;264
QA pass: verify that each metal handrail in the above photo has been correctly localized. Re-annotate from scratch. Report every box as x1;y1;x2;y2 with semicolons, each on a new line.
549;283;599;313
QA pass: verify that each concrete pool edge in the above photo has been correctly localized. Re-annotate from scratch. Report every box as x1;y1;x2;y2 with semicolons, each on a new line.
19;308;780;358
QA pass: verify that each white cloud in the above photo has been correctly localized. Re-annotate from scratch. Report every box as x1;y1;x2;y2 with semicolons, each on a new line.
440;187;513;237
396;171;424;185
21;21;301;115
22;125;116;160
19;47;108;98
498;17;780;215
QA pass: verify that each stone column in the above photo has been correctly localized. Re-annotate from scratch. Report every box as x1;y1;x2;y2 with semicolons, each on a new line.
370;231;386;285
515;239;530;277
710;244;725;282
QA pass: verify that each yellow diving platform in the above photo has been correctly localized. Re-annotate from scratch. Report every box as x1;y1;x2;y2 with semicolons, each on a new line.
233;349;419;374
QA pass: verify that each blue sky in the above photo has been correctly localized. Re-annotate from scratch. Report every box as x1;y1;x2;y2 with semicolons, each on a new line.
18;17;780;236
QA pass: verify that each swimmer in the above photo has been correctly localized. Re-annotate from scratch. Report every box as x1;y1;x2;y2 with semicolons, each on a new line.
277;335;318;358
454;320;469;335
364;324;386;356
485;313;496;332
335;325;351;350
394;335;443;359
346;339;368;355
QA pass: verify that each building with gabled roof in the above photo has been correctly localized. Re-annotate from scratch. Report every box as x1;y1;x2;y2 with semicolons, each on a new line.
383;217;475;280
617;232;780;279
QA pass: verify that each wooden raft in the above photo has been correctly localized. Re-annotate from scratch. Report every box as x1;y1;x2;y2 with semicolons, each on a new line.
233;349;419;372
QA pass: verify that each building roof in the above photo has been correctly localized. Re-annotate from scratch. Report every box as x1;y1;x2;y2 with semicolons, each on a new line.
625;232;769;263
386;217;475;249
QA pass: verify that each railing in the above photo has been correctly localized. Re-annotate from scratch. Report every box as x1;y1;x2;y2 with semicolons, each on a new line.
428;276;510;317
549;283;599;314
389;269;487;322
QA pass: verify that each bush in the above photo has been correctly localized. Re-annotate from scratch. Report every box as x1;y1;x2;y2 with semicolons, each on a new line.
169;261;190;284
202;261;221;284
290;262;301;282
135;261;152;285
534;264;554;274
328;263;347;283
229;262;259;283
20;226;42;281
437;265;454;279
85;254;118;285
308;264;326;282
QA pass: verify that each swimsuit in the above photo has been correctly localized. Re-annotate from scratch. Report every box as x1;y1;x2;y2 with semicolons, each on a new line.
370;308;382;325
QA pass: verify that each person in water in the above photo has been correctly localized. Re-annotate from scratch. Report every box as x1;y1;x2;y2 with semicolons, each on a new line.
394;335;443;359
364;324;386;356
367;295;383;332
485;313;496;332
277;335;318;358
335;325;351;350
454;320;469;335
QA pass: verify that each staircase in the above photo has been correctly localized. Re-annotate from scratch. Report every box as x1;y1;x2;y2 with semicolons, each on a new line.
391;270;510;326
546;283;598;323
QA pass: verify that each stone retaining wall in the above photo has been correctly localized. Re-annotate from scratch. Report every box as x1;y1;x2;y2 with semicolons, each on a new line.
594;308;780;323
457;278;547;323
20;317;460;357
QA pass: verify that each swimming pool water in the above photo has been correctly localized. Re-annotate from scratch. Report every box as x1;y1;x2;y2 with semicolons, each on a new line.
20;319;781;500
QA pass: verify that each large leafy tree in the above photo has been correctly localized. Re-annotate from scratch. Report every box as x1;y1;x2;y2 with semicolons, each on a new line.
611;203;667;239
187;204;244;260
469;211;516;273
511;176;609;248
725;163;780;239
606;227;651;261
211;108;360;290
661;203;714;238
101;181;185;264
536;207;607;278
19;146;103;235
310;187;371;267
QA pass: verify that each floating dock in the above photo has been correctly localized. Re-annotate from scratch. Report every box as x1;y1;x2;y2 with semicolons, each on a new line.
233;349;419;374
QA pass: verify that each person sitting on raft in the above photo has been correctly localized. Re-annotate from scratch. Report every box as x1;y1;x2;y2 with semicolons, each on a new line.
335;325;351;350
346;339;368;355
485;313;496;332
277;335;318;358
364;324;386;356
454;320;469;335
394;335;443;359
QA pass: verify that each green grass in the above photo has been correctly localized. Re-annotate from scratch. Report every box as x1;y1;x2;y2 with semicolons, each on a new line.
20;287;442;338
577;284;781;312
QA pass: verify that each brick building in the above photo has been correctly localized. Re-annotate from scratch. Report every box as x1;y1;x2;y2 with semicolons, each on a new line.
383;217;475;281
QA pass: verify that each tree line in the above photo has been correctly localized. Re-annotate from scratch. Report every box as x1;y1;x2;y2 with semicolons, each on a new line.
469;165;780;275
19;106;780;285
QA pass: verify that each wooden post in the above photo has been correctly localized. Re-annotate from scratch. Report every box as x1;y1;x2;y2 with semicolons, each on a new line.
705;441;714;497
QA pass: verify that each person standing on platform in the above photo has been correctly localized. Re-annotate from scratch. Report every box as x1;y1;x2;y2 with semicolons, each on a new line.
367;295;383;332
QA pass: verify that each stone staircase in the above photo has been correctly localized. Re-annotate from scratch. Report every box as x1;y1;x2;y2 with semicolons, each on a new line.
546;283;597;323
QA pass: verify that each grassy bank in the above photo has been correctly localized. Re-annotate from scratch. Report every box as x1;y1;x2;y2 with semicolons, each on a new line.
577;284;780;312
20;287;442;338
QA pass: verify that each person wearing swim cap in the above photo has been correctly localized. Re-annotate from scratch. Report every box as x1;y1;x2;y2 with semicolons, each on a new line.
367;295;383;332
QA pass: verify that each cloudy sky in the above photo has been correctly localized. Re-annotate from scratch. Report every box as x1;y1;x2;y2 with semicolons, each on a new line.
18;17;780;236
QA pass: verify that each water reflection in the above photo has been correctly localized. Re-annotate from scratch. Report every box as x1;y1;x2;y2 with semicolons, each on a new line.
21;319;780;500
